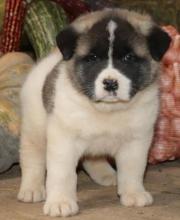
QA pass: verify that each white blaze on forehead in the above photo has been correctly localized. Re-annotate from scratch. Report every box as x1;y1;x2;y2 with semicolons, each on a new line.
107;20;117;67
94;20;131;102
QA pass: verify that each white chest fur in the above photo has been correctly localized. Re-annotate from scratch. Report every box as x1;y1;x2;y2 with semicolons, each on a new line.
52;69;159;157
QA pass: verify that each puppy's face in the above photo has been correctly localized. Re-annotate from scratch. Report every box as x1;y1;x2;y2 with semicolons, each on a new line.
56;9;171;103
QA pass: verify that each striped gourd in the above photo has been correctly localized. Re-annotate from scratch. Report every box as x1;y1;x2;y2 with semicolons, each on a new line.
24;0;68;58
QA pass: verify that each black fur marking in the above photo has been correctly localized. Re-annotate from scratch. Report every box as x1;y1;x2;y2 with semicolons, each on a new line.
113;25;151;97
56;27;79;60
42;64;60;113
147;26;171;61
75;57;108;98
74;18;110;98
111;19;153;97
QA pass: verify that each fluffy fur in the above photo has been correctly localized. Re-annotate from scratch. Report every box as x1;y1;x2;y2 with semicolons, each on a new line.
18;9;171;217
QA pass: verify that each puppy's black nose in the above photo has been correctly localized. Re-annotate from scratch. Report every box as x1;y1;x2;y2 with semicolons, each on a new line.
103;79;118;92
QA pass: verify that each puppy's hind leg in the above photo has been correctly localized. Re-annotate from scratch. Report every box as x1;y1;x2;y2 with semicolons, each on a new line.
18;115;46;203
83;158;117;186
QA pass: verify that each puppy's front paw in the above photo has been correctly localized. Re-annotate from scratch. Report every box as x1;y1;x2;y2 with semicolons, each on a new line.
18;185;46;203
120;191;153;207
44;199;79;217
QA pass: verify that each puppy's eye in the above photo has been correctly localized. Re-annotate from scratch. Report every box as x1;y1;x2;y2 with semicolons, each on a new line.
84;53;98;62
122;52;136;62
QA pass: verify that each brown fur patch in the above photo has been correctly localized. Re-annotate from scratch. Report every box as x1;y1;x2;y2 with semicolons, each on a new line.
72;9;153;36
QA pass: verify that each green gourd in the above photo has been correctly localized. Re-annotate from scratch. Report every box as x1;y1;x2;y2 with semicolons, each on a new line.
24;0;68;58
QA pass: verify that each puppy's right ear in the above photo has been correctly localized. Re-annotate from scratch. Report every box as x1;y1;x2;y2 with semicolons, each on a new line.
147;26;171;61
56;27;79;60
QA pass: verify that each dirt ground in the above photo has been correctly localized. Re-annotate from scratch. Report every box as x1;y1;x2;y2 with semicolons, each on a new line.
0;160;180;220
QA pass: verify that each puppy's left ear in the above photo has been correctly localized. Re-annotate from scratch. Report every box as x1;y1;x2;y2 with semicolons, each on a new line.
56;27;79;60
147;26;171;61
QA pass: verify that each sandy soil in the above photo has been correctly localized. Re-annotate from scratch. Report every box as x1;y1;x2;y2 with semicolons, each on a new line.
0;160;180;220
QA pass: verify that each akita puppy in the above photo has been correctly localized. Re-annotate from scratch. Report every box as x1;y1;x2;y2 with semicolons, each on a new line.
18;8;171;217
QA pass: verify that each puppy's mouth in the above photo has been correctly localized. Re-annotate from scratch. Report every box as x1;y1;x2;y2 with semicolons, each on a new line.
94;93;130;103
93;75;132;103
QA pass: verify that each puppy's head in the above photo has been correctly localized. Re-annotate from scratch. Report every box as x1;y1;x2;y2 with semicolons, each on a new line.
56;9;171;103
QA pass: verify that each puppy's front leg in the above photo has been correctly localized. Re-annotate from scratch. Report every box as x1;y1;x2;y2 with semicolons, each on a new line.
116;133;153;207
44;119;81;217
